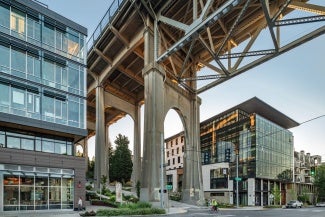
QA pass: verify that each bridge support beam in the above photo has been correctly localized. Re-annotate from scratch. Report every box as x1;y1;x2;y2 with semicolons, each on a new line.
132;103;142;188
141;63;166;202
141;17;166;201
94;85;107;189
182;96;205;205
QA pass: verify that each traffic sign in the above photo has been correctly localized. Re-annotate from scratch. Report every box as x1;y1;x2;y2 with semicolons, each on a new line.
234;177;242;181
166;185;173;190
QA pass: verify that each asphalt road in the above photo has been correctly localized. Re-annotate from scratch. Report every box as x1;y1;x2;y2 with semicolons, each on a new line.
163;207;325;217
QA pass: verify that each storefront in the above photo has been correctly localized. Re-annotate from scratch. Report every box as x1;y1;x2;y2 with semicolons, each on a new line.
0;164;74;211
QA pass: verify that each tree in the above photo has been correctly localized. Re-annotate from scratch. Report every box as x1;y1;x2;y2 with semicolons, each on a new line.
109;134;133;184
313;165;325;202
271;184;281;205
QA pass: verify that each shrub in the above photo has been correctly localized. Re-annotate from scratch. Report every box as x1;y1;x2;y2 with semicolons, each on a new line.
90;199;118;208
96;207;165;216
169;192;182;201
119;201;152;209
79;210;96;216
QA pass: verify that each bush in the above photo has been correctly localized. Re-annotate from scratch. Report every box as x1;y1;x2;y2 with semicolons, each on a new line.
169;192;182;201
96;207;165;216
90;199;118;208
79;210;96;216
119;201;152;209
86;185;93;191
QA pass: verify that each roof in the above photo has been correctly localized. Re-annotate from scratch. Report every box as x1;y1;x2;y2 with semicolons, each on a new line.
202;97;299;129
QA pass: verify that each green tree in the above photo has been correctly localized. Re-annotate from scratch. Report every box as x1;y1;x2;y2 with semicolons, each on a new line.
313;165;325;202
271;184;281;205
109;134;133;184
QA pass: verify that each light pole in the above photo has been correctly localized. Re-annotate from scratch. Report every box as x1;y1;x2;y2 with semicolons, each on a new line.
236;149;239;208
160;133;165;209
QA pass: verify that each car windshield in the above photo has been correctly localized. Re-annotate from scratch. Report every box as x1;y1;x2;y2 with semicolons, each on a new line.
289;201;296;203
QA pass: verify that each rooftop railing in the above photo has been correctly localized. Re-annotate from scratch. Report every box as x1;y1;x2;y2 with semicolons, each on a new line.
86;0;126;53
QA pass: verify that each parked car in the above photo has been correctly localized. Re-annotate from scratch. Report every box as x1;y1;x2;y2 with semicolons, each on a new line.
316;201;325;207
286;200;303;208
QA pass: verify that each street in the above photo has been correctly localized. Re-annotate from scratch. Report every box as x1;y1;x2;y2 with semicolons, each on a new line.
163;207;325;217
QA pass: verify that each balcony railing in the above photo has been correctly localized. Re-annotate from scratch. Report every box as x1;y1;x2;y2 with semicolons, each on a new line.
86;0;126;52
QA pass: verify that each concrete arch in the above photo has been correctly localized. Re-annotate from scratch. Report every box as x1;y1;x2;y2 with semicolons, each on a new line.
163;82;204;204
93;87;142;188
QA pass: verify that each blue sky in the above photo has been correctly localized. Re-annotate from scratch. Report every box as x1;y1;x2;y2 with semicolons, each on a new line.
38;0;325;160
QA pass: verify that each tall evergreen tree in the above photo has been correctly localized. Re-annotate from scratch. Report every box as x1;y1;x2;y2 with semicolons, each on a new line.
109;134;133;184
313;165;325;202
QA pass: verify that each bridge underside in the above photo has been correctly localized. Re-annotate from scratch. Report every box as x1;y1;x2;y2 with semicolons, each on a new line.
86;0;324;204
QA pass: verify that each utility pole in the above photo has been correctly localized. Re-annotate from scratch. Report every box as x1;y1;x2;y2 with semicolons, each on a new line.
160;133;165;209
236;148;239;208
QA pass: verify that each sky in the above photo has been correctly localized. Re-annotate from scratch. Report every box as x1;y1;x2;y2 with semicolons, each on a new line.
37;0;325;161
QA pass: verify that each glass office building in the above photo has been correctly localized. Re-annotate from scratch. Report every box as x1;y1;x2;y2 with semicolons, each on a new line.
0;0;87;212
201;97;298;206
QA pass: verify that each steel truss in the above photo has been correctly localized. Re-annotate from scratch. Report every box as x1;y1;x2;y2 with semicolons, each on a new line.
149;0;325;94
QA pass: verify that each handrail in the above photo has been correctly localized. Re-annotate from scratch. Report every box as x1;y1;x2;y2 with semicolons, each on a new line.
86;0;127;53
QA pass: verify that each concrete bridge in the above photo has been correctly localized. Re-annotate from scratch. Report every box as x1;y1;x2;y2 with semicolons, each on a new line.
85;0;325;204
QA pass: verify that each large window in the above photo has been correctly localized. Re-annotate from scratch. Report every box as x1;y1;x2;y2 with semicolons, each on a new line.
27;16;41;46
27;54;41;82
3;170;74;211
0;83;10;112
0;3;10;34
11;48;26;78
42;23;55;51
0;44;10;73
0;129;73;156
10;8;26;39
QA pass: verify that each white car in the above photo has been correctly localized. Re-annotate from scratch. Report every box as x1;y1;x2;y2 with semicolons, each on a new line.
286;200;303;208
316;202;325;207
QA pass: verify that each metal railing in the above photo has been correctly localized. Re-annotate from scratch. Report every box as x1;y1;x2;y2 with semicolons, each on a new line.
86;0;126;53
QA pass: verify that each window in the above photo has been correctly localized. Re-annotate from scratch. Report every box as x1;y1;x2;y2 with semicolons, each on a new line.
178;156;181;164
167;151;169;158
177;147;179;154
42;60;55;87
21;138;34;150
0;83;10;110
43;139;54;153
172;149;174;156
67;29;80;56
68;100;79;127
27;16;41;44
0;3;10;33
175;138;178;145
10;9;26;39
43;95;54;121
7;136;20;149
0;44;10;72
68;63;79;93
42;23;55;49
11;48;26;78
172;158;175;165
27;54;40;81
12;87;25;112
27;92;40;119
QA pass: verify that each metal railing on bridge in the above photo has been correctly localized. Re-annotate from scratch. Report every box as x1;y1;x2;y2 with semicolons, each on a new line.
86;0;127;53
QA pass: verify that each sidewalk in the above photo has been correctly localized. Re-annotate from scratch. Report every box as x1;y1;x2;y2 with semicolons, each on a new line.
1;202;265;217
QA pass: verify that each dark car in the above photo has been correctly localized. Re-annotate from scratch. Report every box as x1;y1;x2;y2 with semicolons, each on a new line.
286;200;303;208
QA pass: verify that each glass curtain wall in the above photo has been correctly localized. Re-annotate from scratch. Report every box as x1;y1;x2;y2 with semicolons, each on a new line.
0;2;86;130
2;165;74;211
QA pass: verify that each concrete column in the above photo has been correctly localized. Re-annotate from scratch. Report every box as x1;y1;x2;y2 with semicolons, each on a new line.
95;85;106;189
105;124;110;183
183;96;204;204
132;103;142;187
141;16;166;201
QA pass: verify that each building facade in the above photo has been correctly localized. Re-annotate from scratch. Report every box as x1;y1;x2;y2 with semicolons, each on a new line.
165;132;185;192
0;0;87;212
165;97;321;206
